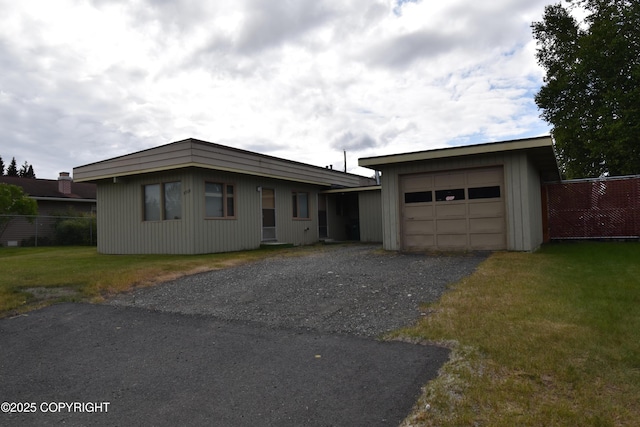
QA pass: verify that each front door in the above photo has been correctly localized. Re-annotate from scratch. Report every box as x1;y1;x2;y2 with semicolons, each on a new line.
261;188;276;241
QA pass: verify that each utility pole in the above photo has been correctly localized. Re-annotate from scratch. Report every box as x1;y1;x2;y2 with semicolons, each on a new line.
343;150;347;173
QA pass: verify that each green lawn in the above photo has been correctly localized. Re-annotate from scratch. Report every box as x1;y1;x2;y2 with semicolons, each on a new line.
0;245;311;315
395;242;640;426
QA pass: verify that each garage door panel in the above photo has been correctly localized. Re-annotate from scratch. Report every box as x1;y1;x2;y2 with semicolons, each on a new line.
403;175;433;191
469;217;504;233
468;201;503;217
435;203;467;217
436;234;468;248
404;205;434;220
436;219;467;234
404;220;434;234
434;172;465;188
405;234;435;248
466;169;503;185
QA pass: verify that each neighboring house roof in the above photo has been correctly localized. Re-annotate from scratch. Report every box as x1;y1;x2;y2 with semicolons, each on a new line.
359;135;561;182
0;175;96;202
74;138;377;188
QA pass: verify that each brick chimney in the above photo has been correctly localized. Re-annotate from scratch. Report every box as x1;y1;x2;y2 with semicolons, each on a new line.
58;172;73;195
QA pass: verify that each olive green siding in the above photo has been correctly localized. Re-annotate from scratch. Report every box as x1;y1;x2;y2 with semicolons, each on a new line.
96;169;324;254
376;151;545;251
358;190;382;242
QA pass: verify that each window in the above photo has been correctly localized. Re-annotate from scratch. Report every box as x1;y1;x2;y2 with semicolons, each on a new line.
404;191;432;204
435;188;465;202
164;182;182;219
144;182;182;221
205;182;235;218
292;191;309;219
144;184;161;221
468;186;501;199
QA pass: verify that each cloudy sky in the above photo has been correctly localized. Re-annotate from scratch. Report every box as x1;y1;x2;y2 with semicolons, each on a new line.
1;0;556;179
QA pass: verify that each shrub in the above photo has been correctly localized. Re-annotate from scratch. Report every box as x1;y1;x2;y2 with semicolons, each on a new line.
53;215;96;246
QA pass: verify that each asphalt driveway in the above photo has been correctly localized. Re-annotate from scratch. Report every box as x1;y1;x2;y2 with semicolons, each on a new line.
0;244;487;426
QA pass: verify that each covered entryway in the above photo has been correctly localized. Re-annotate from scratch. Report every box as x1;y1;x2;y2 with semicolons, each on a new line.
401;166;506;250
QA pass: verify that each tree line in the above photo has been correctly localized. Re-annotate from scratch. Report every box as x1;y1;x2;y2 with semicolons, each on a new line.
0;155;36;178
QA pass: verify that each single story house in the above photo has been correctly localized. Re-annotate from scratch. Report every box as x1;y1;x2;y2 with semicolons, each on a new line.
73;138;380;254
358;136;560;252
0;174;96;246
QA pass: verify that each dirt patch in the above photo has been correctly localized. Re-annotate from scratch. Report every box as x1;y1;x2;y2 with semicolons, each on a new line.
23;287;81;300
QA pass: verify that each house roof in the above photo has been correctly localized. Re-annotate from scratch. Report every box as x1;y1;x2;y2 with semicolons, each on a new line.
0;176;96;201
359;136;561;182
73;138;376;188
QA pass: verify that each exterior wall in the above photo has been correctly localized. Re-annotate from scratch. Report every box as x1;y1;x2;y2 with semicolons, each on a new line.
96;168;323;254
503;153;543;251
358;190;382;242
263;179;319;247
376;152;544;251
97;170;195;254
527;157;544;250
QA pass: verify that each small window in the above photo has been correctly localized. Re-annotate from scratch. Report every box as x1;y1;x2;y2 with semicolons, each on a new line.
205;182;235;218
293;191;310;219
469;186;501;199
144;182;182;221
404;191;432;204
435;188;465;202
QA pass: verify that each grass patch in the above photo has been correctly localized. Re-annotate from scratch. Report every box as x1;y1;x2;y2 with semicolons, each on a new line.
0;244;323;316
394;242;640;427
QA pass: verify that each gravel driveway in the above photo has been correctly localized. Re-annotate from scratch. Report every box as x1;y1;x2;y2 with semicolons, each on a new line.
109;244;488;337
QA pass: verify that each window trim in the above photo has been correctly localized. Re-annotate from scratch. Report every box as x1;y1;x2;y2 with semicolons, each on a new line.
204;181;237;219
292;191;311;220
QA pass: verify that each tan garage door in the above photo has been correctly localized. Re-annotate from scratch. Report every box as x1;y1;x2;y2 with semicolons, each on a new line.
401;167;506;251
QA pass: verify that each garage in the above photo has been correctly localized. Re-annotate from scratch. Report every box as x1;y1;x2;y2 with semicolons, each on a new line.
358;136;562;252
401;166;506;251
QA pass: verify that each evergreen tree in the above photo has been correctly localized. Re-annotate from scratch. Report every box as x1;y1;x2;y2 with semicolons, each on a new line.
6;158;18;176
26;164;35;179
0;155;4;175
19;161;29;177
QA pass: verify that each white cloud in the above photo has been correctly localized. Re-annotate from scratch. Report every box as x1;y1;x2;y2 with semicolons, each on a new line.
0;0;552;179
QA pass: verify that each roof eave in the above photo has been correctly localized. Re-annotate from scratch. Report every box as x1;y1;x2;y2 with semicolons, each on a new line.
359;136;554;168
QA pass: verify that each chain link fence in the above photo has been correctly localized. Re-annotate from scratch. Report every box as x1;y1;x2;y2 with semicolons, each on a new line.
0;214;97;247
544;175;640;239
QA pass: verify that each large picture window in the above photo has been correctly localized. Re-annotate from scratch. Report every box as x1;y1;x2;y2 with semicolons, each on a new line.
292;191;309;219
144;182;182;221
205;182;235;218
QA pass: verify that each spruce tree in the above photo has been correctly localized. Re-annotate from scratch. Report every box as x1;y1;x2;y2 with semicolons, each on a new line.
6;158;18;176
